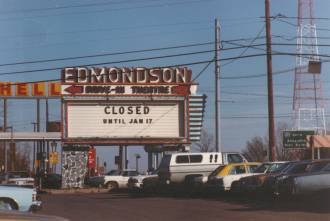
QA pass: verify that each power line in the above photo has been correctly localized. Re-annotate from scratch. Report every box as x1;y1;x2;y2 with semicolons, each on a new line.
193;59;214;81
0;20;212;40
221;90;291;98
0;0;213;22
0;43;271;67
0;0;155;14
0;42;214;67
222;24;266;67
3;51;330;80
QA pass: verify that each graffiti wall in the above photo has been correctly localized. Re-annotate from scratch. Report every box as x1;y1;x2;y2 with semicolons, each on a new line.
62;150;88;188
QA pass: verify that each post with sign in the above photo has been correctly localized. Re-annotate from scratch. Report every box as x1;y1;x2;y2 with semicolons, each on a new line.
282;130;315;159
88;147;96;176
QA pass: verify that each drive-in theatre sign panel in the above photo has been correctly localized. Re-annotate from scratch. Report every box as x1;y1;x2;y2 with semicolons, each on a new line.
61;67;192;145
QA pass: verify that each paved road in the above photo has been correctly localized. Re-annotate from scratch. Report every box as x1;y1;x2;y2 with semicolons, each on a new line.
40;192;330;221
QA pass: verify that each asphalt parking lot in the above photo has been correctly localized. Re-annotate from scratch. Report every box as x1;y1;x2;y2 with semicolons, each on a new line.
39;192;330;221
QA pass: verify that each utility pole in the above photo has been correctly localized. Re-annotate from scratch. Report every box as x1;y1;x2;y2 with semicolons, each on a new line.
215;18;221;153
265;0;276;161
32;122;37;172
3;99;7;172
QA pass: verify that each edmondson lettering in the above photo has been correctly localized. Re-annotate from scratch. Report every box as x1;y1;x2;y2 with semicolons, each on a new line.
62;67;192;84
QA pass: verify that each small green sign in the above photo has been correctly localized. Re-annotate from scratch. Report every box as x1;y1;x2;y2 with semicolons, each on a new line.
282;130;315;149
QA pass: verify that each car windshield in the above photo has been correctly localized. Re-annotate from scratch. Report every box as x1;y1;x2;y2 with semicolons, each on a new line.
254;163;271;173
209;165;226;177
8;171;29;178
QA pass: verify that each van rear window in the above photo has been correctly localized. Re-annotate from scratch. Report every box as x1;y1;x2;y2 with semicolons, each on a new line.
190;155;203;163
176;155;189;163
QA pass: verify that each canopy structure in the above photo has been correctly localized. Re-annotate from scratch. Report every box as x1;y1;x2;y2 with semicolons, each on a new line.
0;132;61;141
307;135;330;148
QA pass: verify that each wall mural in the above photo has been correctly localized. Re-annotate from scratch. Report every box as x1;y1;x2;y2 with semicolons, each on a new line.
62;151;88;188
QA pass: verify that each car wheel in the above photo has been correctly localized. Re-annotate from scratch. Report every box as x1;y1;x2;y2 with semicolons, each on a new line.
0;198;18;210
106;182;118;192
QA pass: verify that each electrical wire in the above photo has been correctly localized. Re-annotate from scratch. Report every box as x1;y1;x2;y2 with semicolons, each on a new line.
192;59;214;81
0;0;213;22
0;42;214;67
221;24;266;67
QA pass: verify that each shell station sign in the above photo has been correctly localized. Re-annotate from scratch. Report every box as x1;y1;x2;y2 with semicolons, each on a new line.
61;67;192;96
0;82;61;97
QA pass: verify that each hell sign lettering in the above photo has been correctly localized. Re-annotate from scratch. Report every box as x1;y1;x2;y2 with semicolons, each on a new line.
0;82;61;97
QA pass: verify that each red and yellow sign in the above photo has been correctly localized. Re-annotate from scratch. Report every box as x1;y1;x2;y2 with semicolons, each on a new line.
0;82;61;97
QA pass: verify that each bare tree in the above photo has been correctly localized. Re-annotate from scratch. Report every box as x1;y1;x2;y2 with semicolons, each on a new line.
242;136;267;162
193;129;215;152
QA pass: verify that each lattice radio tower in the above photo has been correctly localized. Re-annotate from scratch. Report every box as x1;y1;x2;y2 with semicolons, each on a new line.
293;0;326;135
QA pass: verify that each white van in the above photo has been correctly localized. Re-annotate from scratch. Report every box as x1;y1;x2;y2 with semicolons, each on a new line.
158;152;247;184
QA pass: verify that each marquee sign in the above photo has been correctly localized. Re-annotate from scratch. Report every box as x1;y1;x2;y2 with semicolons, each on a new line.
64;102;184;140
61;67;192;96
61;84;190;96
61;66;192;145
61;67;192;84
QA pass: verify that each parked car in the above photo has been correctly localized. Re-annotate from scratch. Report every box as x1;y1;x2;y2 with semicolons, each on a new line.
0;210;68;221
103;169;139;191
41;174;62;189
231;161;288;194
275;159;330;196
261;160;312;195
0;185;41;212
158;152;247;185
86;170;120;188
128;170;158;191
141;176;160;194
206;162;261;191
0;171;35;188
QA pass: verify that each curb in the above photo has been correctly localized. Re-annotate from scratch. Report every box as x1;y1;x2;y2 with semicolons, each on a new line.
42;188;109;194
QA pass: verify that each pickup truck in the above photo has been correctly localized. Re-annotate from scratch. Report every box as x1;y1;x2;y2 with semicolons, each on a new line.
0;185;41;212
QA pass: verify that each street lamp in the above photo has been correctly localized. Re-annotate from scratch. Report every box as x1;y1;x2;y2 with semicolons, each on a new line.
134;154;141;172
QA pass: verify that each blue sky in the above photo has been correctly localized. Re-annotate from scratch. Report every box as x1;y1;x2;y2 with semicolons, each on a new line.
1;0;330;171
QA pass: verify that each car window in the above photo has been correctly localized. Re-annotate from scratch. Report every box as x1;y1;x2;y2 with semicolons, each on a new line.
227;154;244;163
106;170;120;175
190;155;203;163
254;164;269;173
209;165;225;177
309;161;330;172
287;163;309;174
229;165;246;175
269;162;290;173
122;171;128;176
209;154;213;163
322;163;330;171
128;171;138;176
214;154;219;163
248;165;260;173
176;155;189;164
